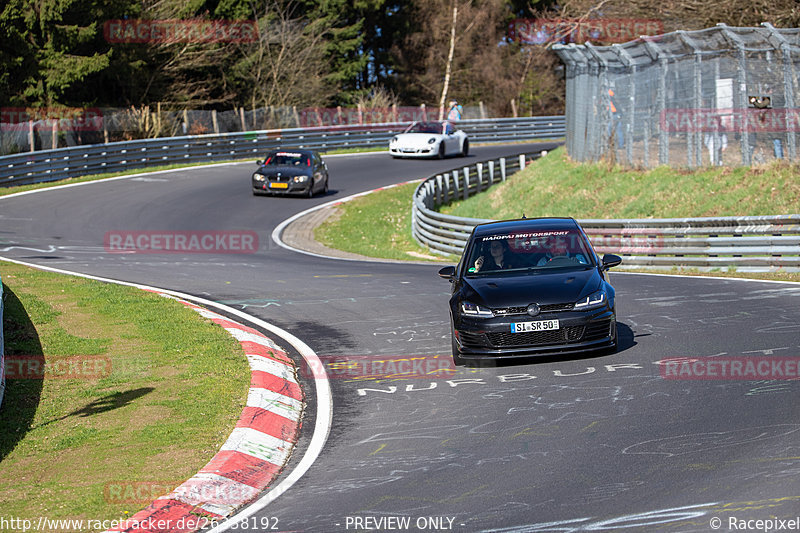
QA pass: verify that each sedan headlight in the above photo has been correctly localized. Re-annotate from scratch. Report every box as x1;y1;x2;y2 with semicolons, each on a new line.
293;175;309;183
460;301;494;318
428;137;437;144
253;173;265;181
574;289;606;310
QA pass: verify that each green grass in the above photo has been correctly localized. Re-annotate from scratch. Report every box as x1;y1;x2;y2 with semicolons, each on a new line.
440;146;800;219
0;262;250;528
314;182;459;262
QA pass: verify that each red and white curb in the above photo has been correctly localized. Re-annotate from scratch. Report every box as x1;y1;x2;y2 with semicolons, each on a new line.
106;291;304;532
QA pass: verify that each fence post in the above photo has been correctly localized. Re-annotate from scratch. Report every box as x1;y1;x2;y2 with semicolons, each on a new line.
435;174;443;205
462;167;469;200
488;160;495;185
500;157;507;181
477;163;484;191
519;154;525;170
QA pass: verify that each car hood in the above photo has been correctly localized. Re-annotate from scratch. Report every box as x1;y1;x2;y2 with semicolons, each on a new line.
255;165;309;177
394;133;441;146
463;268;602;308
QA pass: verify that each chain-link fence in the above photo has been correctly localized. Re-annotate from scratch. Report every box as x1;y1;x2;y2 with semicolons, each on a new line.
0;104;491;156
553;23;800;168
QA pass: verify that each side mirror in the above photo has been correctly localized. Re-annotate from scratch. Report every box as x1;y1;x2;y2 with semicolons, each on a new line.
601;254;622;270
438;266;456;280
256;160;264;166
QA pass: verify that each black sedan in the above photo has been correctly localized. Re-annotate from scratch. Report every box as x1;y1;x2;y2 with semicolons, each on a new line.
252;149;329;197
438;217;622;365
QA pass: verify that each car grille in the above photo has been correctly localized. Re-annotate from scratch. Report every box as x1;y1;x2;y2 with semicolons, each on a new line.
492;303;574;316
584;320;613;342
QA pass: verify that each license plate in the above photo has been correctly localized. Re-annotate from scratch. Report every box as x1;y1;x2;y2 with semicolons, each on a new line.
269;182;289;189
511;320;559;333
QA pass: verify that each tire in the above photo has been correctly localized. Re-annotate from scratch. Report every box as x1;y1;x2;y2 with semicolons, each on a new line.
307;183;315;198
323;177;329;194
438;142;446;159
461;139;469;157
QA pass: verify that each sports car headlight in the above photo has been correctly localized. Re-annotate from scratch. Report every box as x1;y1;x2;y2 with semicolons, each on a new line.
391;136;398;143
293;176;308;183
574;289;606;310
460;301;494;318
428;137;437;144
253;173;265;181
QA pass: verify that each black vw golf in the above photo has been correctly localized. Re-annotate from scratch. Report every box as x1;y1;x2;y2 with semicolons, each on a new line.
438;217;622;364
252;149;329;197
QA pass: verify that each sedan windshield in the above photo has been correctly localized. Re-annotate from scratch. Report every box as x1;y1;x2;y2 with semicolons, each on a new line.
264;152;311;166
405;122;443;134
465;229;594;275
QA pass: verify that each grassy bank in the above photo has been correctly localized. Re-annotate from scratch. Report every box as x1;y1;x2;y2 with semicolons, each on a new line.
315;147;800;282
0;262;249;528
441;147;800;219
314;181;458;262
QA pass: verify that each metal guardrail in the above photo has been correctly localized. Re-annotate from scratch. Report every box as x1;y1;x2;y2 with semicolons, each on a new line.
412;152;800;272
0;116;565;187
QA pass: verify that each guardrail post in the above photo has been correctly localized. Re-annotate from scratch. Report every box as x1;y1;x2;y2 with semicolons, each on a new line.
462;168;470;200
488;160;495;186
500;158;507;181
435;174;443;206
519;154;526;170
452;170;460;199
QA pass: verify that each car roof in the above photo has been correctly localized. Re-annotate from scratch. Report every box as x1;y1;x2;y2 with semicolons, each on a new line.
268;149;316;156
471;217;580;237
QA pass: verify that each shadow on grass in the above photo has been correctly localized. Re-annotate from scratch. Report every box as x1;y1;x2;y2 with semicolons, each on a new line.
0;285;44;462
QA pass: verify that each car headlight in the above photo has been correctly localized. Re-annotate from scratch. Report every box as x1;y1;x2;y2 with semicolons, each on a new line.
391;136;398;143
293;175;309;183
574;289;606;310
253;173;265;181
460;301;494;318
428;137;437;144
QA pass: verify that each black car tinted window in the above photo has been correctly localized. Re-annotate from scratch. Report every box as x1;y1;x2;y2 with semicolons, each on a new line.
465;228;594;275
265;152;311;166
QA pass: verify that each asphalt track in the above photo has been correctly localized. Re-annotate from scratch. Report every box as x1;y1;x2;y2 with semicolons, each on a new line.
1;143;799;532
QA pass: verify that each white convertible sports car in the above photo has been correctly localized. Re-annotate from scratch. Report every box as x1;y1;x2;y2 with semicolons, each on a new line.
389;120;469;159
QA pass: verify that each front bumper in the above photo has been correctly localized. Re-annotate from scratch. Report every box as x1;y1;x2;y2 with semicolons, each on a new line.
389;145;436;157
252;180;312;195
453;308;616;359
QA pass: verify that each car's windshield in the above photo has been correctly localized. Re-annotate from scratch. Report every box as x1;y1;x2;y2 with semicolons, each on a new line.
264;152;311;166
405;122;443;134
464;228;594;276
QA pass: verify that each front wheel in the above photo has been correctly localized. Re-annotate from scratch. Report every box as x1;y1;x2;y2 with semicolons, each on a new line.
461;139;469;157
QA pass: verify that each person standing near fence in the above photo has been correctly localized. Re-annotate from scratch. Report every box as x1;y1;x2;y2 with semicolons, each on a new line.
704;115;727;166
606;89;624;148
447;100;462;121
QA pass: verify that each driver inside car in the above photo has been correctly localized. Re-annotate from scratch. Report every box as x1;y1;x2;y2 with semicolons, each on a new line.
536;235;588;265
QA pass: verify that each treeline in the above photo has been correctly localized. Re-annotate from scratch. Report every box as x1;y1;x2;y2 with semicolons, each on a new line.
1;0;798;117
